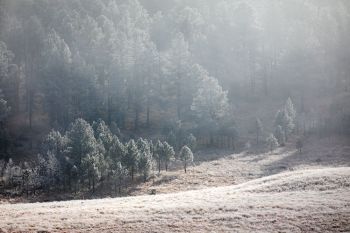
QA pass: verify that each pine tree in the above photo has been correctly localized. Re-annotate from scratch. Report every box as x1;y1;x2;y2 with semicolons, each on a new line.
43;130;68;158
111;162;128;194
285;97;296;120
274;108;294;142
108;136;126;164
138;151;152;182
191;76;229;123
82;152;103;193
71;165;79;193
46;151;61;188
179;145;193;173
67;118;98;167
3;158;13;186
154;140;164;173
191;75;229;144
137;138;152;181
37;154;50;190
266;134;278;152
163;141;175;171
92;119;113;151
124;139;139;181
274;125;285;146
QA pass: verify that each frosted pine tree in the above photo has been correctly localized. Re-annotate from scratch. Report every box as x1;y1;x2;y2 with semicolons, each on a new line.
108;136;126;165
137;138;153;181
266;134;278;152
274;108;294;142
124;139;139;181
154;140;164;173
179;146;193;173
138;152;153;182
82;152;103;193
163;142;175;171
191;75;229;144
111;162;128;194
92;119;113;151
67;118;98;167
275;125;286;146
285;97;296;120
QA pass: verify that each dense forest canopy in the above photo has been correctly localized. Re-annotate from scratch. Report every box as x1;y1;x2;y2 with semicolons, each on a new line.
0;0;349;160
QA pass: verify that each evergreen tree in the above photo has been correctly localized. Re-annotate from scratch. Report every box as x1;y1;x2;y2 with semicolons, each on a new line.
274;108;294;142
191;76;229;123
154;140;164;173
191;75;229;144
163;141;175;171
285;97;296;120
266;134;278;152
108;136;126;165
43;130;68;159
179;145;193;173
274;125;285;146
137;138;153;181
46;151;61;188
138;150;153;182
92;119;113;151
124;139;139;181
82;152;103;193
111;161;128;194
66;118;98;168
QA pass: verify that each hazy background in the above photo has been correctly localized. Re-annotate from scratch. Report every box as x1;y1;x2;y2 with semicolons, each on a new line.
0;0;349;160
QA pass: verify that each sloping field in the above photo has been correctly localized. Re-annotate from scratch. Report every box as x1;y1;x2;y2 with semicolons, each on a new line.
131;136;350;196
1;167;349;233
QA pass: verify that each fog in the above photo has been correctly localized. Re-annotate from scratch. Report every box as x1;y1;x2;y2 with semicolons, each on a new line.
0;0;350;199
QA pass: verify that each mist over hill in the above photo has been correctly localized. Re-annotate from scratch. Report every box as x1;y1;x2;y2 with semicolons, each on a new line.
0;1;349;232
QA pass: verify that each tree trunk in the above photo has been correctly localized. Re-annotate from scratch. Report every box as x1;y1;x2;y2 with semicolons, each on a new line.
92;177;95;193
131;166;134;181
158;157;161;173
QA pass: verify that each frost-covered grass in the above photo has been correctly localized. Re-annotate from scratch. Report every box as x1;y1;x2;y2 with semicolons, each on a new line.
0;167;349;232
131;135;350;196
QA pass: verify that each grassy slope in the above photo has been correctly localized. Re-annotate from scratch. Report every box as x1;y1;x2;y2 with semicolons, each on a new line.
0;167;349;233
130;135;350;195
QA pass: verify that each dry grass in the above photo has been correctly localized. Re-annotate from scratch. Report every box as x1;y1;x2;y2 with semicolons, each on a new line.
0;167;349;233
131;135;350;196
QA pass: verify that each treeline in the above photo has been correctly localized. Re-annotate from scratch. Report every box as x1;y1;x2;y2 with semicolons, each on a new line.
0;118;195;196
1;0;350;160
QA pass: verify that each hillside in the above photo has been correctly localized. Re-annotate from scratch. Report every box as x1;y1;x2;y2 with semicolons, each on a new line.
0;167;349;233
130;135;350;195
